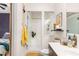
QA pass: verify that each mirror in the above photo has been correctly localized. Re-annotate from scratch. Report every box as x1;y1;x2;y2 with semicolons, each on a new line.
53;12;63;31
0;3;12;56
53;12;62;30
67;12;79;34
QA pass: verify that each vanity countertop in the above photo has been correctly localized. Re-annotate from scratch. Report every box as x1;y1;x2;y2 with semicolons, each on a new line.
49;42;79;56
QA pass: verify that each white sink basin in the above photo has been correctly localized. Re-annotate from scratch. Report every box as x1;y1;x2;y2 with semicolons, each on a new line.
49;42;79;56
65;50;79;56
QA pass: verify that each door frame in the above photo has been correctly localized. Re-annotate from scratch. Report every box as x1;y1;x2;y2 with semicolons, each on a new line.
9;3;12;56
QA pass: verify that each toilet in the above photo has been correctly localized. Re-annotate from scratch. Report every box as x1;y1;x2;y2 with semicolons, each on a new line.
40;49;49;56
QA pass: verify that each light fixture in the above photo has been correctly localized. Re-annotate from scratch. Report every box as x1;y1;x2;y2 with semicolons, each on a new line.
0;3;7;10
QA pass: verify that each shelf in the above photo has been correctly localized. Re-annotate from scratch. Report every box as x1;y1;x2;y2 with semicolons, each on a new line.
51;29;64;32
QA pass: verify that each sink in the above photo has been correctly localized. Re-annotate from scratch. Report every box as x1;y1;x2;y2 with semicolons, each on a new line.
49;42;79;56
65;50;79;56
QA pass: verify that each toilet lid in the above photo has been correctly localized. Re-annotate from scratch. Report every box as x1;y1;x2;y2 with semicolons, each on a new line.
40;49;49;54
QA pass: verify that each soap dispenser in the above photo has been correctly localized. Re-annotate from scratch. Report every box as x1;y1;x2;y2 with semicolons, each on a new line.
72;34;77;47
67;35;72;47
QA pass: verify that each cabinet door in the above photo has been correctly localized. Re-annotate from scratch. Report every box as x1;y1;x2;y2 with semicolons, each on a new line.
49;45;57;56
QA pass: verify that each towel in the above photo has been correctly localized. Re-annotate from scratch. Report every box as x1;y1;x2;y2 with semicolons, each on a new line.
21;25;28;47
21;5;28;47
0;43;9;52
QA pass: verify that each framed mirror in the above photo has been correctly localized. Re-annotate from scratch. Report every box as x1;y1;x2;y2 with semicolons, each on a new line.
53;12;63;31
67;12;79;34
0;3;12;56
55;12;62;27
66;12;79;42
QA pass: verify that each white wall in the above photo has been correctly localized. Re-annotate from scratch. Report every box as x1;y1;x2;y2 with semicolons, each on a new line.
54;3;79;48
25;3;56;49
25;3;79;50
65;3;79;12
25;3;55;11
65;3;79;48
44;3;79;47
50;3;67;43
12;3;79;55
0;3;10;13
12;3;26;56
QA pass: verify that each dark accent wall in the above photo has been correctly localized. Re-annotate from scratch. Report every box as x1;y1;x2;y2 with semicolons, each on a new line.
0;13;9;38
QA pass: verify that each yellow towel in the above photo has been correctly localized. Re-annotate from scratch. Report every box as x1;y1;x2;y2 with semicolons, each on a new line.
21;25;28;47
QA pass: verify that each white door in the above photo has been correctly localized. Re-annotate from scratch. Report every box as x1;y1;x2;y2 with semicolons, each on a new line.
28;11;42;51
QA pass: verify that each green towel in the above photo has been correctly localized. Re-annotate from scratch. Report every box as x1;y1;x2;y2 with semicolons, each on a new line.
0;43;9;51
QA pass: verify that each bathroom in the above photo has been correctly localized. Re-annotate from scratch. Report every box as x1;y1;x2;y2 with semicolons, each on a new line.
1;3;79;56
